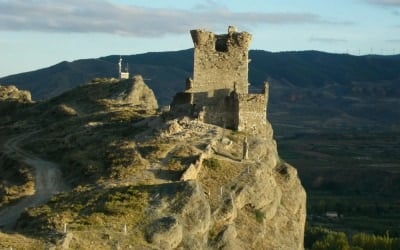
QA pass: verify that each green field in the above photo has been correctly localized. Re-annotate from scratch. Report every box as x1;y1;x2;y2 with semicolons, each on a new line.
276;125;400;236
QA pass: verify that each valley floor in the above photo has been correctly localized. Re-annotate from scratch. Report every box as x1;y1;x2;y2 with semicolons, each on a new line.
276;125;400;237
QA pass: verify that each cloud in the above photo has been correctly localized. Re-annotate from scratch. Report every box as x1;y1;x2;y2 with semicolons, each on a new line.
309;37;347;44
0;0;344;37
362;0;400;6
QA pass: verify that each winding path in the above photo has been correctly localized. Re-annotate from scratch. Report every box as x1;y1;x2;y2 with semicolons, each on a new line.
0;132;68;230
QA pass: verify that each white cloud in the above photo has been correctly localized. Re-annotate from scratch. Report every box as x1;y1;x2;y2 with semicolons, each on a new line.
0;0;345;37
363;0;400;6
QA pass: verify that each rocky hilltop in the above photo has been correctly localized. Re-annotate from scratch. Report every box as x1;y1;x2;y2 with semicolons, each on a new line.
0;76;305;249
0;27;306;249
120;75;158;110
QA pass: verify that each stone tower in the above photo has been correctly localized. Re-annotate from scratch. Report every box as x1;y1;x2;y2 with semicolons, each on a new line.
190;26;252;95
171;26;269;136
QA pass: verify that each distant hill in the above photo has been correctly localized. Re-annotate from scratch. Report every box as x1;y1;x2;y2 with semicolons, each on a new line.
1;50;400;128
0;49;194;105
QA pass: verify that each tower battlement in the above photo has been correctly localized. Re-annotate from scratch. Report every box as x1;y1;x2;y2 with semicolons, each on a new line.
190;27;252;52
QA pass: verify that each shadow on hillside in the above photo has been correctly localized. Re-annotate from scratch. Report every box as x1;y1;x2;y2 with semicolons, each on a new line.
148;169;184;182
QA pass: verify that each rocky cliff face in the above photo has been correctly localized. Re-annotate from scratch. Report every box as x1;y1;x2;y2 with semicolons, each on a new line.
139;117;306;249
12;116;305;250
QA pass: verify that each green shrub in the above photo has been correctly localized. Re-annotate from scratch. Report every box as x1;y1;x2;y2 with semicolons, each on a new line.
255;209;265;223
352;232;395;250
311;231;350;250
203;158;221;170
305;226;330;249
305;226;400;250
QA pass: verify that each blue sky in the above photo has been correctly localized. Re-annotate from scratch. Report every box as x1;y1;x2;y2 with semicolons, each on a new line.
1;0;399;77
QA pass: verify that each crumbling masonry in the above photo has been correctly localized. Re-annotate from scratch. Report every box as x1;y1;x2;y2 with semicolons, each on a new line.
171;26;269;135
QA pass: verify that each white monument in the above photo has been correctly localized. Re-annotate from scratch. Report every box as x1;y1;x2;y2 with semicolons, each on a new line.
118;56;130;79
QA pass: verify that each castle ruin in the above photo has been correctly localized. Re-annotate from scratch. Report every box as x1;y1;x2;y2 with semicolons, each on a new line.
171;26;269;135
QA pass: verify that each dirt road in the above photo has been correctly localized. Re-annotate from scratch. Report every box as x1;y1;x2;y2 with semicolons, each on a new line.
0;132;68;230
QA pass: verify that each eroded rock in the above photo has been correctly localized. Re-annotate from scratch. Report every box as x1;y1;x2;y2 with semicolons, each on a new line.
121;75;158;110
0;85;32;103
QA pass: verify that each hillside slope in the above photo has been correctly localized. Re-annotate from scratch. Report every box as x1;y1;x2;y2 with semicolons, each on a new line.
0;78;306;249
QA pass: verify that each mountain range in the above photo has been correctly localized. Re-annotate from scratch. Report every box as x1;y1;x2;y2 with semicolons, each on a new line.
1;49;400;130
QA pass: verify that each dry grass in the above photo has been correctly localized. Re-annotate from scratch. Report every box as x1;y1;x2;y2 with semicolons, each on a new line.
0;155;35;208
67;227;152;249
106;141;149;180
234;206;267;249
0;232;45;249
199;157;245;210
17;185;152;241
57;104;78;116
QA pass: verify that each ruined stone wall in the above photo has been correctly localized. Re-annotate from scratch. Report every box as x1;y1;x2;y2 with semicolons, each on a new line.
190;29;252;95
201;95;236;129
172;91;235;129
236;93;268;135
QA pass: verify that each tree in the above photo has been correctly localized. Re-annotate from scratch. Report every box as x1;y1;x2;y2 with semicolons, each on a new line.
312;232;350;250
